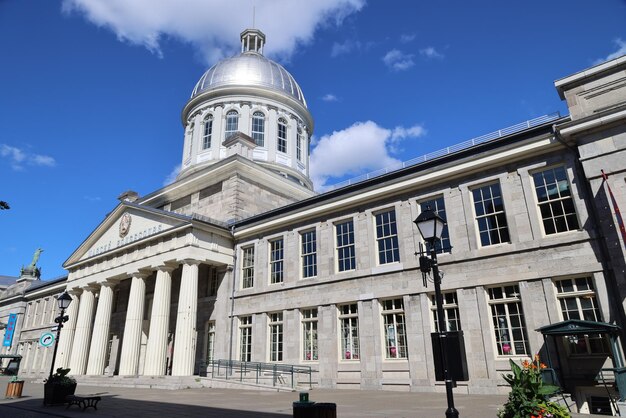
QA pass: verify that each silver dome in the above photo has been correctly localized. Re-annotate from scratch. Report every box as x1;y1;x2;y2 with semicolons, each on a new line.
191;52;307;107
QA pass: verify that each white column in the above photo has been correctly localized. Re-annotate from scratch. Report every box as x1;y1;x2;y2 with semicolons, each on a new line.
69;287;96;375
172;260;199;376
56;291;80;369
86;282;115;375
118;273;147;376
143;266;174;375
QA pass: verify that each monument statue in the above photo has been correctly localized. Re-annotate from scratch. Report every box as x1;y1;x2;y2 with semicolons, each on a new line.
28;248;43;269
20;247;43;279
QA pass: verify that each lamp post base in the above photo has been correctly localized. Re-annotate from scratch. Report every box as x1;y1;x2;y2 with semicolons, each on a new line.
445;407;459;418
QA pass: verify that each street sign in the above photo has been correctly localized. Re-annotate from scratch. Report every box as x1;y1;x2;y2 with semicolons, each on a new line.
39;332;55;347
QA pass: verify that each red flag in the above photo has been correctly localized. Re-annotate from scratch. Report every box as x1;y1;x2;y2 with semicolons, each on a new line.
601;170;626;250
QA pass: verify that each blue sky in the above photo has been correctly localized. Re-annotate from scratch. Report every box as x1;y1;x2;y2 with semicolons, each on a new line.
1;0;625;279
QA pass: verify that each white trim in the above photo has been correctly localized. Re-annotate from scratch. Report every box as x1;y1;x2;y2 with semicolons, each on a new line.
559;108;626;138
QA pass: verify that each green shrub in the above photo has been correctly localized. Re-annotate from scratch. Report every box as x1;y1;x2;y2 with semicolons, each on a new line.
497;355;570;418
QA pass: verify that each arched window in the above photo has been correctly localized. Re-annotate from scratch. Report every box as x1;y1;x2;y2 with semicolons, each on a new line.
225;110;239;139
251;112;265;146
277;118;287;153
296;127;303;161
202;115;213;150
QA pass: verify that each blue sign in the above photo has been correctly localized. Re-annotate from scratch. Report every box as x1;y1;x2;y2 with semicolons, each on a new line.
3;313;17;347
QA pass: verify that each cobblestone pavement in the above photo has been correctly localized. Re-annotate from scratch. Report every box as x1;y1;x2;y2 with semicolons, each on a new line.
0;378;610;417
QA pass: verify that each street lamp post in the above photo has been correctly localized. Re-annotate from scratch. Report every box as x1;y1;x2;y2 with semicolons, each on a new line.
48;291;72;382
414;207;459;418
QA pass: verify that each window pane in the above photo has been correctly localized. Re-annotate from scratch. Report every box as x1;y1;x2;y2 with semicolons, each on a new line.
533;167;579;235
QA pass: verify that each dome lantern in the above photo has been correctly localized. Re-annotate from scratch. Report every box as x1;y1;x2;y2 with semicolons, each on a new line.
241;28;265;54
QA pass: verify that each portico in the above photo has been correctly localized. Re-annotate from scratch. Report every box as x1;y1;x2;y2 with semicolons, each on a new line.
59;202;233;377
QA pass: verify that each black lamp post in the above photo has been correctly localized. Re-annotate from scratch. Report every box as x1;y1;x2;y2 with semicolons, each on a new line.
414;207;459;418
48;291;72;382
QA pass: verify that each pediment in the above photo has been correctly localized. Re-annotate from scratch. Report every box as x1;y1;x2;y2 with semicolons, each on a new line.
64;203;192;267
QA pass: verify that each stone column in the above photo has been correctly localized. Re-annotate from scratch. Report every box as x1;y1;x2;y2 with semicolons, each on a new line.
86;282;116;375
56;291;80;369
118;273;147;376
143;266;175;375
69;287;97;375
172;260;199;376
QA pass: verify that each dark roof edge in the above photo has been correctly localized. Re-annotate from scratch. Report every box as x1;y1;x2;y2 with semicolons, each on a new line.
233;116;568;230
27;276;68;292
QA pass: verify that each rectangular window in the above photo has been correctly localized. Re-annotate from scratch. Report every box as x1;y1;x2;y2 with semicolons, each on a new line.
488;285;529;356
242;246;255;289
239;316;252;362
202;116;213;149
555;277;608;355
382;298;407;359
203;266;219;297
430;292;461;332
336;220;356;272
532;166;580;235
472;183;510;246
302;308;318;361
296;129;302;161
301;230;317;278
339;304;359;360
206;321;215;363
251;112;265;147
269;238;284;284
375;209;400;264
225;111;238;139
269;312;283;362
420;196;451;254
277;120;287;153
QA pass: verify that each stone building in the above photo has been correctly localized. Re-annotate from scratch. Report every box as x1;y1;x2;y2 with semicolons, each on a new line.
3;29;626;414
0;266;67;378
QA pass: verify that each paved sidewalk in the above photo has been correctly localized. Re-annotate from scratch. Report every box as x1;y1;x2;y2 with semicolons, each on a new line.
0;378;609;417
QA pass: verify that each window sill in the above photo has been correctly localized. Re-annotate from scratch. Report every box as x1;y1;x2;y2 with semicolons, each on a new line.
372;262;403;275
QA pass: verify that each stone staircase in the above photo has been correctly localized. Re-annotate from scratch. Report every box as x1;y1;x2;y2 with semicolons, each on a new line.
33;375;298;392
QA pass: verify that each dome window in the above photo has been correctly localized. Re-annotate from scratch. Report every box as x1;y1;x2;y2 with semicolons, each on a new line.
252;111;265;147
225;110;239;140
203;115;213;150
297;127;303;162
277;118;287;153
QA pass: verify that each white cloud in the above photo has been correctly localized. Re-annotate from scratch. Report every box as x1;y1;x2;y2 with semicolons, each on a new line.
310;121;426;191
331;39;361;57
594;38;626;65
62;0;365;64
419;46;444;59
163;164;181;186
382;49;415;71
400;33;416;43
31;155;56;167
321;93;339;102
0;144;56;171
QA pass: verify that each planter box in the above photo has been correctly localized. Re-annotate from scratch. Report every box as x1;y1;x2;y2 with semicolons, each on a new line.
43;381;77;406
5;380;24;399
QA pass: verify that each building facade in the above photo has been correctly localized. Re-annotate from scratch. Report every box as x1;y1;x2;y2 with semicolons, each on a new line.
0;270;67;378
3;29;626;414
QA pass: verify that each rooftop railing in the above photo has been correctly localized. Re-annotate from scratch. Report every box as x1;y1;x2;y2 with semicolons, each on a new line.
324;112;561;192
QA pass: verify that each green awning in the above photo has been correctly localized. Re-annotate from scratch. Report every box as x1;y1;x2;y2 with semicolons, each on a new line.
537;319;621;336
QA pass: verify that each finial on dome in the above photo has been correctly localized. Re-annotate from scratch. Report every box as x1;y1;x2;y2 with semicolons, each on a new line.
241;28;265;55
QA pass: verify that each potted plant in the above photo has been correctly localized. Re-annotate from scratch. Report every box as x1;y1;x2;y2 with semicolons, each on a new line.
5;375;25;399
43;368;77;406
497;355;570;418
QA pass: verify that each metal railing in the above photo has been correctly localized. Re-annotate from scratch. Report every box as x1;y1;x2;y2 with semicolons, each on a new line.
207;359;313;389
325;112;561;191
596;367;626;415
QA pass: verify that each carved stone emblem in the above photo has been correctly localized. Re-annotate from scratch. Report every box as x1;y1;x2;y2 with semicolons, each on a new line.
119;213;132;238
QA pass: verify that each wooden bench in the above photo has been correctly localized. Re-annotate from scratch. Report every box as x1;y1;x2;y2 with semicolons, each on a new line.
66;395;102;411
